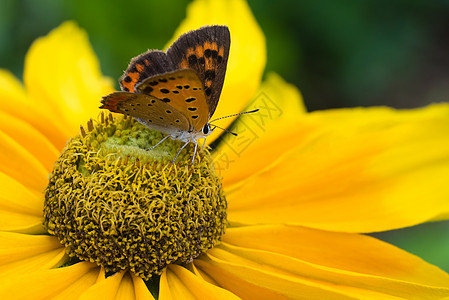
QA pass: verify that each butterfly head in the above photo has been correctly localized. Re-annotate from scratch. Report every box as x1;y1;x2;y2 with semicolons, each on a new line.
201;123;214;136
181;122;214;143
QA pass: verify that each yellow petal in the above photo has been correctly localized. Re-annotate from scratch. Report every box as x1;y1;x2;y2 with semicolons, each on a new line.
79;270;126;300
0;69;28;105
51;266;101;300
196;250;355;299
0;111;59;172
223;225;449;287
79;270;155;300
131;273;156;300
253;72;307;121
195;228;449;299
226;103;449;232
190;262;217;285
115;272;137;300
213;73;305;184
167;0;266;133
24;21;114;140
0;69;69;150
0;232;65;278
0;262;99;299
0;173;45;233
159;264;240;300
0;130;48;193
193;261;291;300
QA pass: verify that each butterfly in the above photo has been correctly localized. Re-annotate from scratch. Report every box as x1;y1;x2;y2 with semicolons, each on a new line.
100;25;232;164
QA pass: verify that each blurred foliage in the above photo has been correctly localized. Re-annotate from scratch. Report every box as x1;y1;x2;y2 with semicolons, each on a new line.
1;0;449;111
253;0;449;110
1;0;448;271
371;221;449;273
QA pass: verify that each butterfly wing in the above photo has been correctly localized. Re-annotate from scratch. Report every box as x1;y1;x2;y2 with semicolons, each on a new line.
136;69;208;132
120;51;176;93
166;26;230;119
103;25;230;134
100;92;190;135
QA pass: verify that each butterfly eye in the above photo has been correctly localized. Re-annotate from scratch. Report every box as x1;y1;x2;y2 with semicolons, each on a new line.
202;124;212;135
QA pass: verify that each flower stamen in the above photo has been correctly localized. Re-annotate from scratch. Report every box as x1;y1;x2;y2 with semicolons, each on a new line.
44;114;227;279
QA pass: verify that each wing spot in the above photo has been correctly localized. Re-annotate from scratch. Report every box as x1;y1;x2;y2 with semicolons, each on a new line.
217;55;223;63
135;64;144;72
160;117;163;120
184;85;190;89
191;115;199;119
142;86;153;93
188;107;197;111
176;85;183;89
158;78;168;83
175;120;180;123
205;70;215;80
149;81;159;86
148;119;152;123
186;97;196;103
151;99;156;103
205;88;212;96
172;90;180;94
188;55;198;65
160;89;170;94
198;57;205;65
147;103;152;106
124;76;132;82
169;77;176;80
123;87;130;92
162;98;171;103
204;49;212;58
166;110;172;114
211;50;218;59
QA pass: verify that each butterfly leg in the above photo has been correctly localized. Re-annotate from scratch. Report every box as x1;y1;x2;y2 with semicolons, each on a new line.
201;137;207;152
191;139;199;164
172;140;190;164
147;135;170;151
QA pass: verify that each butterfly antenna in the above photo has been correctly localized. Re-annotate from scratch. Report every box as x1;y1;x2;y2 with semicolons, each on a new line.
209;109;259;123
212;124;238;136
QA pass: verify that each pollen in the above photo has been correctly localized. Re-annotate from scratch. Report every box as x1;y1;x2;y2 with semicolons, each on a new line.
43;113;226;280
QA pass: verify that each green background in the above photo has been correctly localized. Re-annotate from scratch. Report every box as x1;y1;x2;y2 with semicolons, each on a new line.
1;0;448;271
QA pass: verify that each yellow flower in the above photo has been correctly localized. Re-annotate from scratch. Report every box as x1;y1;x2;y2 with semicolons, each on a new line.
2;0;449;299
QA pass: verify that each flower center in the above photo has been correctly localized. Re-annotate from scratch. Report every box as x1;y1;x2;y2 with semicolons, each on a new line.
43;114;227;280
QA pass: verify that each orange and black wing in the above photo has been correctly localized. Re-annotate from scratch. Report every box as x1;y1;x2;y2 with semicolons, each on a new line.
108;26;230;125
119;51;176;93
166;26;230;119
136;69;209;131
100;91;190;134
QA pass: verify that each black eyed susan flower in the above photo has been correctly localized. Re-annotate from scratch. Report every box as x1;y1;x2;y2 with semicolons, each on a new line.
1;0;449;299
